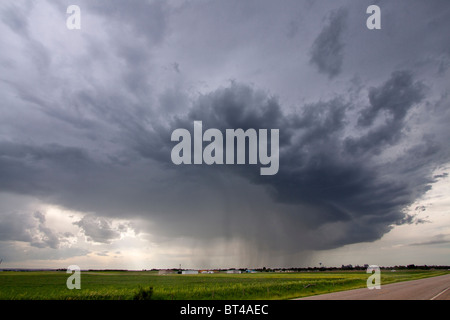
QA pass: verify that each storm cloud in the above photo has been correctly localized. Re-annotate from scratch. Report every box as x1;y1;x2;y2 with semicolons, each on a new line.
73;215;129;244
309;8;348;78
0;211;63;249
158;72;444;250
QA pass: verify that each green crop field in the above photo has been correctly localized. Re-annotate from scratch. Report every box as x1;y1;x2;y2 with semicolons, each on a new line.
0;270;448;300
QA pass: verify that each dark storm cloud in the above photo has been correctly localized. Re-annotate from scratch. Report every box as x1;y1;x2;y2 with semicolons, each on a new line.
177;83;285;132
73;215;123;244
358;71;425;127
0;141;95;195
0;74;446;252
433;173;448;179
31;211;61;249
0;212;35;243
142;70;443;250
309;8;348;78
0;211;62;249
345;71;426;156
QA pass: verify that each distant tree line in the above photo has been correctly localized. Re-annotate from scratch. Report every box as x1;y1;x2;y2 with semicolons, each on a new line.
250;264;450;272
30;264;450;273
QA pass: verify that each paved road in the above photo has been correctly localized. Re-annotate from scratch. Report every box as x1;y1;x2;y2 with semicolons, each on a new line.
296;274;450;300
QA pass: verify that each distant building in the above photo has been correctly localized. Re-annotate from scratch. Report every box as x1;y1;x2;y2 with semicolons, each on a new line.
182;270;199;275
226;269;241;274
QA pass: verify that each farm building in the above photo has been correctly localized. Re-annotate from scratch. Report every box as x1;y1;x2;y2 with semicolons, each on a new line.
182;270;199;275
226;269;241;274
200;270;216;274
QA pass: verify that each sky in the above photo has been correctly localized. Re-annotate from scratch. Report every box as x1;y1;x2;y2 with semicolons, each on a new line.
0;0;450;270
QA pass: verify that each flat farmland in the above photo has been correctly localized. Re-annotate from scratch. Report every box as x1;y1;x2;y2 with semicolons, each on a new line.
0;270;448;300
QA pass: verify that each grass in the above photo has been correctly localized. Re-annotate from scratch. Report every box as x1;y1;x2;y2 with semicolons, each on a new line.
0;269;448;300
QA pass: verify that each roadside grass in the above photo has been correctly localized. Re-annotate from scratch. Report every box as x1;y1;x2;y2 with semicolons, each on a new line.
0;270;448;300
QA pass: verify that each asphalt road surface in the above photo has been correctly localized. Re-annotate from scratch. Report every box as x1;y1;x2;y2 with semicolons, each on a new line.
296;274;450;300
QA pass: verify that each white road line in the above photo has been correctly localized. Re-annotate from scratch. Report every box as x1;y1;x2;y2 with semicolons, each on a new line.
430;287;450;300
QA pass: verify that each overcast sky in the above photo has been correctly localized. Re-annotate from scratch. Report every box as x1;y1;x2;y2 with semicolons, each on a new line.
1;0;450;269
